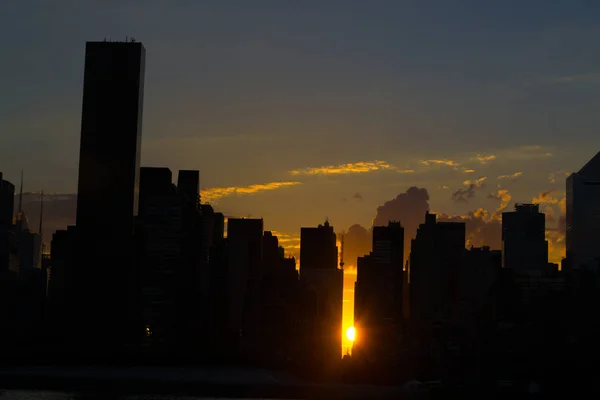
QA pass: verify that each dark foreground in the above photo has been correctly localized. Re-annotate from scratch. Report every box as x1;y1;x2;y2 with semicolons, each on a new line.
0;365;552;398
0;366;411;400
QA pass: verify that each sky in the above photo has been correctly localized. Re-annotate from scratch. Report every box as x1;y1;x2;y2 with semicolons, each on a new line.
3;0;600;351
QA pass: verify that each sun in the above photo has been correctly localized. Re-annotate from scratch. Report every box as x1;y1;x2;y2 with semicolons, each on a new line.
346;326;356;342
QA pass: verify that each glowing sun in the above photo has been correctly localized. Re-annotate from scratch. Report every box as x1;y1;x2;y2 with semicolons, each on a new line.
346;326;356;342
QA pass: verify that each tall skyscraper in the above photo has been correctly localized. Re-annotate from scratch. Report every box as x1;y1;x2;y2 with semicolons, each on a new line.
354;221;404;361
0;173;16;346
177;170;200;208
74;40;146;349
566;151;600;271
300;220;343;361
502;203;548;274
410;212;465;328
0;172;15;275
76;40;145;236
300;220;338;270
226;218;264;339
137;167;181;347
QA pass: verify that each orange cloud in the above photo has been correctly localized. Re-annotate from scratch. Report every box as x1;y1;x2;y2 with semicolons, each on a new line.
269;230;301;259
289;160;408;175
546;229;565;264
270;230;300;248
532;190;560;205
463;176;487;187
497;172;523;180
487;188;512;219
202;181;301;202
463;169;476;173
420;159;459;167
474;154;496;164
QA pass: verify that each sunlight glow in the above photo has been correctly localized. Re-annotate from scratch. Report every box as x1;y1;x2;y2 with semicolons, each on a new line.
346;326;356;342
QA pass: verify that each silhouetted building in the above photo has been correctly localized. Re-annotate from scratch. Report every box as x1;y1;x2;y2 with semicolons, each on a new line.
12;207;41;276
0;172;15;275
566;151;600;271
458;246;501;345
207;216;229;355
226;218;264;345
300;220;338;270
48;226;77;331
177;170;200;208
300;221;343;361
354;221;404;362
136;167;181;349
410;212;465;330
260;231;301;362
176;171;209;352
263;231;280;275
0;173;16;346
502;203;548;274
74;40;146;350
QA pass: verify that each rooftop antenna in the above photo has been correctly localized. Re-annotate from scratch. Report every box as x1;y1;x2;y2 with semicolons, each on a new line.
39;190;44;257
39;190;44;236
18;169;23;213
340;234;345;270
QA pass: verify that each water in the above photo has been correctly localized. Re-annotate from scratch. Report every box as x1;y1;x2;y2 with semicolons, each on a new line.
0;392;277;400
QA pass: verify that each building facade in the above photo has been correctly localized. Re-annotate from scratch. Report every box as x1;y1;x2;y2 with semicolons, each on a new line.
354;221;404;362
74;40;146;349
502;203;548;274
566;151;600;271
299;221;343;361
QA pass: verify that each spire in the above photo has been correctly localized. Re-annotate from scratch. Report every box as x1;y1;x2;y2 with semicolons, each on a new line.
39;190;44;236
39;190;44;256
340;234;345;269
18;169;23;213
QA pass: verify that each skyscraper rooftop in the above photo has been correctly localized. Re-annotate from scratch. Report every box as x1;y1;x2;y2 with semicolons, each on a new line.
577;150;600;178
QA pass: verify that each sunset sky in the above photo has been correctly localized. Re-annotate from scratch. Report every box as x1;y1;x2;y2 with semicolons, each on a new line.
3;1;600;345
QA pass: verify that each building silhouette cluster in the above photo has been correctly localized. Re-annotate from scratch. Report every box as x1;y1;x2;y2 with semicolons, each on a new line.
2;40;600;389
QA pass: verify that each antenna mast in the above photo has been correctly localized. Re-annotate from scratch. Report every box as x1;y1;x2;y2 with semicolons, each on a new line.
39;190;45;261
18;169;23;213
39;190;44;236
340;234;345;269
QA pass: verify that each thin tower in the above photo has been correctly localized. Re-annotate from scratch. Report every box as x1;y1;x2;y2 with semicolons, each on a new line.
39;190;44;248
18;169;23;213
340;234;345;269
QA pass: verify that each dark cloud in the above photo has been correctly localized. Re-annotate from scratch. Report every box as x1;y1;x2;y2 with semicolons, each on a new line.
337;224;371;268
353;192;363;201
372;186;430;263
452;177;486;203
452;186;475;202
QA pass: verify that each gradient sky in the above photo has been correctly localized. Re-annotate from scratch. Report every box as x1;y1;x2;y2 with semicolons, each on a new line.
3;1;600;264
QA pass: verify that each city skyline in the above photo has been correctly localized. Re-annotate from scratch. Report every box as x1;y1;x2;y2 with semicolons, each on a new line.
3;5;600;393
2;1;599;268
